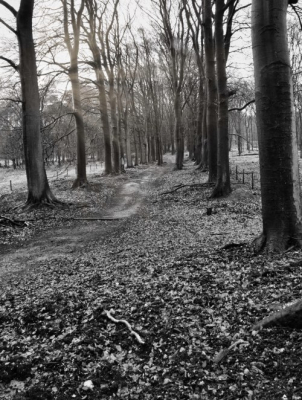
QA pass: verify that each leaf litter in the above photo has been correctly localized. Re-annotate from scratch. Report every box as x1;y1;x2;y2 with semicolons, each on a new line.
1;157;302;399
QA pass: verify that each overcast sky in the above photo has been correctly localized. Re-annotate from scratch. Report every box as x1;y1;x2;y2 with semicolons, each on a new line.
0;0;253;82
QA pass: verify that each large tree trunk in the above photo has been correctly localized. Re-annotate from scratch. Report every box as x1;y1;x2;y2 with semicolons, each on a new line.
211;0;231;197
201;92;208;170
203;0;217;182
97;68;112;174
195;79;205;166
124;107;132;168
175;92;184;170
69;63;87;187
63;0;87;188
109;74;119;173
17;0;56;206
252;0;302;252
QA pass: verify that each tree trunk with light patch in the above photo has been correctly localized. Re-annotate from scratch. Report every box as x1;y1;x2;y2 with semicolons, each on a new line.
69;63;88;187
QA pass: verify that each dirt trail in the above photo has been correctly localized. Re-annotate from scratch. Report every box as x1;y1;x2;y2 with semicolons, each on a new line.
0;164;166;285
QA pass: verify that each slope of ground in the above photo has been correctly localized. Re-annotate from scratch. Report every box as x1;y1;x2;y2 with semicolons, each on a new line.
1;156;302;400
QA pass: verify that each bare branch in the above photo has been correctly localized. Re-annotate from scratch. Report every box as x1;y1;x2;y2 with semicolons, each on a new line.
0;56;19;71
0;0;17;17
0;17;17;34
228;99;255;112
291;4;302;31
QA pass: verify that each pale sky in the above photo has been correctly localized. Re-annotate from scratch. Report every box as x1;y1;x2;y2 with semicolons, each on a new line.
0;0;254;86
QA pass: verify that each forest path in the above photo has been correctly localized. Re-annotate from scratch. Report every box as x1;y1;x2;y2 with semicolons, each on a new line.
0;161;171;285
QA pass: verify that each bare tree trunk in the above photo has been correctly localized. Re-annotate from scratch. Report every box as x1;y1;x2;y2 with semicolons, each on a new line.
203;0;217;182
175;92;184;169
117;67;125;169
252;0;302;252
109;77;120;173
17;0;56;205
124;106;132;168
62;0;88;187
201;90;208;170
69;63;87;187
97;70;112;174
195;79;204;166
211;0;231;197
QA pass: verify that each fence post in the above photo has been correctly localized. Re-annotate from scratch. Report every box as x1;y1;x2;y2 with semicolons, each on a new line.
243;169;245;184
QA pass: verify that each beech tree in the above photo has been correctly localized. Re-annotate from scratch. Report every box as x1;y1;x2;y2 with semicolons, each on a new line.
0;0;57;206
157;0;189;170
211;0;238;197
82;0;113;174
139;33;163;165
203;0;218;181
184;0;206;167
252;0;302;252
62;0;88;187
102;1;120;173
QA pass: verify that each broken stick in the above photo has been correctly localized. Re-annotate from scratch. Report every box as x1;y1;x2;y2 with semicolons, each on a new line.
102;309;145;344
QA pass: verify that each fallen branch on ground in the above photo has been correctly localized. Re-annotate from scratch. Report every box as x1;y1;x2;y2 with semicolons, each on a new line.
213;339;249;363
102;309;145;344
252;298;302;330
0;215;30;226
222;242;247;250
160;182;214;195
62;216;120;221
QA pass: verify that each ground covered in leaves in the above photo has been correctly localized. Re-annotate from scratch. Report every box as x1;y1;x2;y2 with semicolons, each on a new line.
1;155;302;400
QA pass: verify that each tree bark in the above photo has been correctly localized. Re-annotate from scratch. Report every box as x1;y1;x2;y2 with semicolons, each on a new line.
211;0;231;197
203;0;217;181
252;0;302;252
174;92;184;169
62;0;88;187
109;75;120;173
17;0;56;205
69;63;87;187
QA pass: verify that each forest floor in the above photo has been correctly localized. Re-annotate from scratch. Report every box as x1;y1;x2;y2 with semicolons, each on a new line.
1;153;302;400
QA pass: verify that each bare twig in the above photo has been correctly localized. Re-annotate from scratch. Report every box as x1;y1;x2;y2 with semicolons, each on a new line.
102;309;145;344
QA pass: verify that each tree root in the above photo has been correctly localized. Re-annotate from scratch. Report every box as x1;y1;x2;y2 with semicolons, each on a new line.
252;234;266;253
210;184;232;199
23;197;65;211
195;162;208;172
252;233;302;254
72;179;90;190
